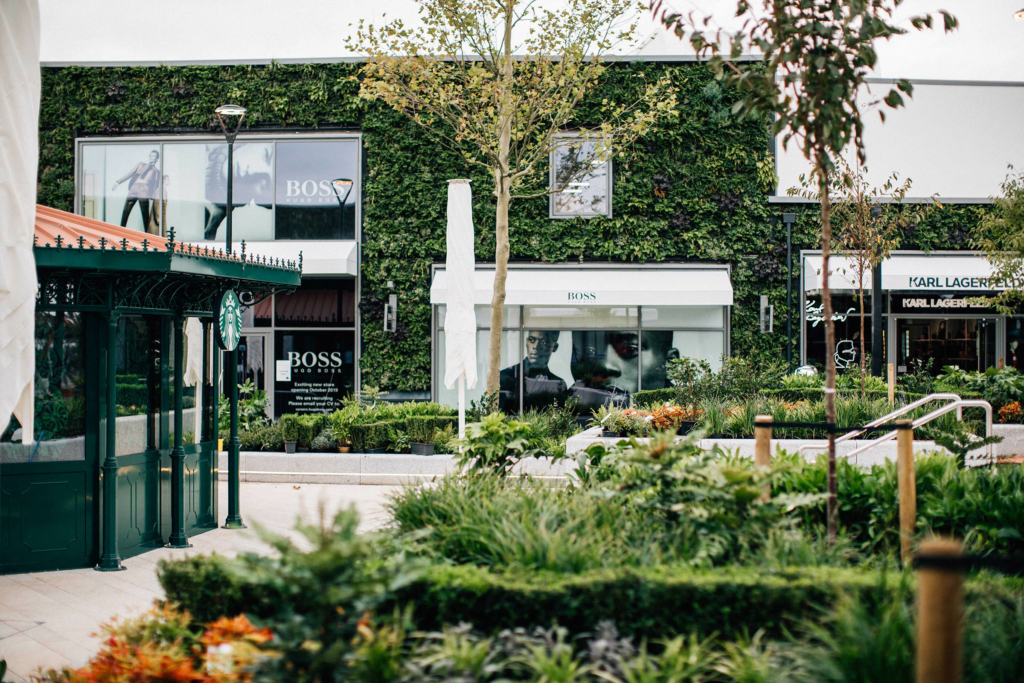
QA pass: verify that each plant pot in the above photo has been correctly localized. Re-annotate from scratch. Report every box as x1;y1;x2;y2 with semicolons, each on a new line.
363;447;387;454
676;421;697;435
285;440;297;454
410;442;435;456
601;430;622;438
218;438;224;452
337;446;351;453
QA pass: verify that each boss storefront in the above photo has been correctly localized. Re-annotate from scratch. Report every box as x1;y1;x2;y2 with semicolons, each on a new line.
429;264;733;411
801;251;1011;375
75;133;363;415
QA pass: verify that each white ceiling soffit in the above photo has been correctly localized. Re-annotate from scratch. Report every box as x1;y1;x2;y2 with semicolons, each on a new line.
194;240;357;276
430;267;733;306
802;253;1002;292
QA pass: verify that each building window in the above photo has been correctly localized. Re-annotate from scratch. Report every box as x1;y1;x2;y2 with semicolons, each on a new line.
77;135;361;241
549;137;612;218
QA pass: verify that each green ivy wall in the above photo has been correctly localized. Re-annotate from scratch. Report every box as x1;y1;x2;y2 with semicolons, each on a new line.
38;62;988;392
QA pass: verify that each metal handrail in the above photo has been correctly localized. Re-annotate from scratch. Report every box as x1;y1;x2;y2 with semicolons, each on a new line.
797;393;963;456
844;399;994;466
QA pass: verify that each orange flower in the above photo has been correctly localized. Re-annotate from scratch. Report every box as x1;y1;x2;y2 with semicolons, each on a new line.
201;614;273;647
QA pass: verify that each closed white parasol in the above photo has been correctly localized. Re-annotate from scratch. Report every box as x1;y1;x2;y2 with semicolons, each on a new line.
444;180;477;438
0;1;40;444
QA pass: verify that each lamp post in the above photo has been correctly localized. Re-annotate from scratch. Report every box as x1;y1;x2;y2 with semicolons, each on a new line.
331;178;354;238
871;205;884;377
782;213;796;371
214;104;246;530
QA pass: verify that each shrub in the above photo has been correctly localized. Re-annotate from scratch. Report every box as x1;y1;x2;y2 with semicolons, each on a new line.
330;403;361;445
351;420;399;451
1000;401;1023;424
406;415;457;443
458;412;542;476
296;413;330;448
280;414;299;442
311;428;336;452
239;422;284;452
632;388;683;409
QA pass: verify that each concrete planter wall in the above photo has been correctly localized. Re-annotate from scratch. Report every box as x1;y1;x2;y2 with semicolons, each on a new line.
993;423;1024;458
566;427;949;469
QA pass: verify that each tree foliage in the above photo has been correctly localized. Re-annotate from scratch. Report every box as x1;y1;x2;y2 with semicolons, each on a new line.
972;167;1024;316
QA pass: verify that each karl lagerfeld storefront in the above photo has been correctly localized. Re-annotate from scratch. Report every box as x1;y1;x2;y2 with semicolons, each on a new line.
801;251;1019;375
429;264;733;411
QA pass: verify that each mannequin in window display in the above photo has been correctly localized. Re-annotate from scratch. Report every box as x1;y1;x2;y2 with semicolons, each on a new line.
203;144;273;240
112;150;161;228
501;331;567;409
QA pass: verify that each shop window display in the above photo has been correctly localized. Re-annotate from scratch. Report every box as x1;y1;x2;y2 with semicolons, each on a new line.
273;330;355;418
804;294;874;371
897;318;998;374
29;312;85;444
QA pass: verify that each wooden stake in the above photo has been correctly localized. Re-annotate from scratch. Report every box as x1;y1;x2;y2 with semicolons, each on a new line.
897;419;916;564
754;415;772;502
916;537;964;683
888;362;896;405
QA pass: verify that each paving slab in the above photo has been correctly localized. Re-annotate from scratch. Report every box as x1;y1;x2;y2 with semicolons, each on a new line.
0;480;398;679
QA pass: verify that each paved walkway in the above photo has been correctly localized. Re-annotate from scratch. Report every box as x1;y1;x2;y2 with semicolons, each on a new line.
0;482;399;681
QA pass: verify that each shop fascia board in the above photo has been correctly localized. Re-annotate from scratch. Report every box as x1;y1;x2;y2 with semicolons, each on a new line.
193;241;357;276
800;250;1005;293
33;246;301;287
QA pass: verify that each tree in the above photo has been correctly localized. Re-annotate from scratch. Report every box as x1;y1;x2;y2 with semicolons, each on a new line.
972;168;1024;316
790;156;912;397
651;0;956;542
352;0;677;400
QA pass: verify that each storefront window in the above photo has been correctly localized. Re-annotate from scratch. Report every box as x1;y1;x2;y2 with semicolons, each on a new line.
804;294;873;371
641;306;724;328
1008;318;1024;372
275;140;359;240
437;305;519;328
80;143;163;233
273;330;355;417
550;138;611;218
437;330;522;412
274;279;355;327
31;312;86;443
77;136;361;241
523;306;637;329
162;142;275;243
897;318;998;374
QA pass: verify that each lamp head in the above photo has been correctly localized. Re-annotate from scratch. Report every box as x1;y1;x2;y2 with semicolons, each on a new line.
1015;8;1024;19
331;178;354;204
215;104;247;117
782;213;796;225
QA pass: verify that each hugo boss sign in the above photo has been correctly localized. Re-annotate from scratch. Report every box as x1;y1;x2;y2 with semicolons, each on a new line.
286;351;346;369
568;292;597;302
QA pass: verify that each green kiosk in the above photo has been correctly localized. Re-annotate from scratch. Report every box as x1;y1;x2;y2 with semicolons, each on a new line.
0;206;301;574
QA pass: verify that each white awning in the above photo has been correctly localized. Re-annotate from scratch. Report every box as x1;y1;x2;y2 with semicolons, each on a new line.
802;252;1003;292
430;266;733;306
196;240;357;276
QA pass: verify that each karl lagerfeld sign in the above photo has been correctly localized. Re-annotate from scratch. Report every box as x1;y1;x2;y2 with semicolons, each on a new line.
890;292;999;314
906;276;1002;290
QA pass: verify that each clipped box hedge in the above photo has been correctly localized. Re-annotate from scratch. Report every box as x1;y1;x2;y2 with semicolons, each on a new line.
405;415;457;443
158;555;894;637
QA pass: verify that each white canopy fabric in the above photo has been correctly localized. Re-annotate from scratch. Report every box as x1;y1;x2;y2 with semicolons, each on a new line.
0;1;40;445
430;266;733;306
803;252;1003;292
195;240;358;275
443;180;477;391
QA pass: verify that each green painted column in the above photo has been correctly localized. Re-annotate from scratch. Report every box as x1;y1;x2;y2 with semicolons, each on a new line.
168;314;191;548
97;312;124;572
211;331;220;519
223;348;245;529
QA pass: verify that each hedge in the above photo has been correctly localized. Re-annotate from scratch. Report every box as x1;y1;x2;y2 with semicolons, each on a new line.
350;420;402;450
632;387;987;408
405;415;457;443
158;556;1023;640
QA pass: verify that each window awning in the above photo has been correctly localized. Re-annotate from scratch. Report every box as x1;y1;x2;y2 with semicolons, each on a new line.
195;240;358;276
802;252;1003;292
429;266;733;306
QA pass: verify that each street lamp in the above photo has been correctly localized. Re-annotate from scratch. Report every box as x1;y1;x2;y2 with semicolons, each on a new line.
214;104;246;530
782;213;796;371
331;178;354;238
214;104;246;251
1015;8;1024;19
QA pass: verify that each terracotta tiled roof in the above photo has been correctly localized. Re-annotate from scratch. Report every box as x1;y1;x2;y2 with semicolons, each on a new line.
35;204;173;251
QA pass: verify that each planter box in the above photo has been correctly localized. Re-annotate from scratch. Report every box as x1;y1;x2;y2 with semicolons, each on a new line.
363;447;388;454
994;423;1024;459
410;442;435;456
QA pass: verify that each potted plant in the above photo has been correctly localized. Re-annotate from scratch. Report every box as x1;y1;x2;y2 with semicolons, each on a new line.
281;414;299;454
330;405;358;453
406;416;436;456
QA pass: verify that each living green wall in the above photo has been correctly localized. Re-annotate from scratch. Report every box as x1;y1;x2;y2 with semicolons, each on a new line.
37;62;990;393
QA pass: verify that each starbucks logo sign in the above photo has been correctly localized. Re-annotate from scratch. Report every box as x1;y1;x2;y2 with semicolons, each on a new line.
217;290;242;351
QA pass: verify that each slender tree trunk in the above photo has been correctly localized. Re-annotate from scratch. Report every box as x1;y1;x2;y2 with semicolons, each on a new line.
818;156;838;545
485;1;515;407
